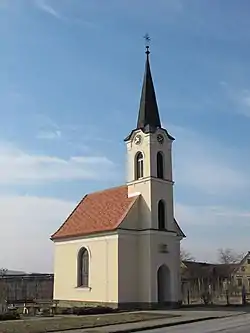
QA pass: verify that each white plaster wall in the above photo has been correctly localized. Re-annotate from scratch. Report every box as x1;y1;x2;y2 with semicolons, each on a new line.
150;179;175;231
116;228;181;304
150;232;181;303
138;231;181;303
126;129;173;184
137;232;153;302
53;234;118;303
128;181;151;229
126;129;152;230
119;197;140;230
53;125;181;306
149;130;173;181
126;129;151;183
125;127;181;304
117;232;138;303
126;129;175;231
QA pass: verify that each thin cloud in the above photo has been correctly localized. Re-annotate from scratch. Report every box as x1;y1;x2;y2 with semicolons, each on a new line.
219;80;228;86
0;142;117;184
161;125;250;263
33;0;96;28
37;130;62;140
170;125;249;196
239;89;250;108
0;195;75;272
176;202;250;263
35;113;60;131
2;195;249;272
219;83;250;117
34;0;63;20
176;203;250;226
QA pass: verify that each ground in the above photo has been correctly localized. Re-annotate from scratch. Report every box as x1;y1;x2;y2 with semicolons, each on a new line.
141;314;250;332
57;307;250;333
1;307;250;333
0;312;175;333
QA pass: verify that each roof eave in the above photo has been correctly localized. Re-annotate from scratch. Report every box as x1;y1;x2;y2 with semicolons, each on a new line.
174;218;186;238
51;228;119;242
124;127;175;142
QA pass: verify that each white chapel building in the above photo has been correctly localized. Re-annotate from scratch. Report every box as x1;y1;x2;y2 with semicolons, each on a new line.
51;46;185;309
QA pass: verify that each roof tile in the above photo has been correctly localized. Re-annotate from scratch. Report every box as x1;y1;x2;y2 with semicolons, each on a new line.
51;185;138;240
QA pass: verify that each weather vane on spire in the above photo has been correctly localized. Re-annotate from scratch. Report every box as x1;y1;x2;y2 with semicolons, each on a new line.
143;33;151;55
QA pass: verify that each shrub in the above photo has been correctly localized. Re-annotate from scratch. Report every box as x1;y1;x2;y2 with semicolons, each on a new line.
73;306;116;316
0;312;20;321
201;291;212;305
61;308;73;315
37;308;54;317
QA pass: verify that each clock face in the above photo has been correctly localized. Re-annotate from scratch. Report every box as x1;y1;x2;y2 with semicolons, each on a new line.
134;135;142;145
157;134;164;144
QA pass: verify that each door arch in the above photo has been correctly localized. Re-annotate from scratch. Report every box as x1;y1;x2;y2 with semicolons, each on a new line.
157;264;171;304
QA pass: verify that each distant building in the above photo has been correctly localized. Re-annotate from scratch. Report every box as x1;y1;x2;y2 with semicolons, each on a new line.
0;273;53;304
181;251;250;303
4;270;26;275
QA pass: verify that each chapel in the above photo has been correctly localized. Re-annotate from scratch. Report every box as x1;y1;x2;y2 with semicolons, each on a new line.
51;44;185;309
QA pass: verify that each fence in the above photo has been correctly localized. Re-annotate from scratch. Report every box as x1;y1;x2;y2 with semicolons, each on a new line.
0;274;53;313
182;281;250;306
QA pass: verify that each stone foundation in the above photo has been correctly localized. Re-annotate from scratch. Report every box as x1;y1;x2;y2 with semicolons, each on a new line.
54;299;117;309
54;299;182;311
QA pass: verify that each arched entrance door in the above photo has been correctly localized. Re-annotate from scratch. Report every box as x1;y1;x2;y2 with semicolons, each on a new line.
157;264;170;304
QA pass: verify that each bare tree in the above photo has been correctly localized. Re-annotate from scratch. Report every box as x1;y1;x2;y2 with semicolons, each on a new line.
0;268;8;313
180;248;195;261
217;248;244;264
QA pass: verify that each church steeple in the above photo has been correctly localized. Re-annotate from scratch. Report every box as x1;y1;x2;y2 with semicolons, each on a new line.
136;46;161;132
124;37;174;142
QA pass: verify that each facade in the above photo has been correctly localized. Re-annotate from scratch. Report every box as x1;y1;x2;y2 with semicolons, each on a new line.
51;46;185;309
230;251;250;290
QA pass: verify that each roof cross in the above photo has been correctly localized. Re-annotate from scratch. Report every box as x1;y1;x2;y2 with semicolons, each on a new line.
143;33;151;55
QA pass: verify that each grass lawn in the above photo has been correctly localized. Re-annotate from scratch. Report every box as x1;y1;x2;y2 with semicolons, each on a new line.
0;312;178;333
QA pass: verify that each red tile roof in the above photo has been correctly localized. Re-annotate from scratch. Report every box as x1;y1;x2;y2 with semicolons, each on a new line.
51;185;138;240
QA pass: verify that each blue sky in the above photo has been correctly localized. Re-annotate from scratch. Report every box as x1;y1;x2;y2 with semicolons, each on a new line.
1;0;250;272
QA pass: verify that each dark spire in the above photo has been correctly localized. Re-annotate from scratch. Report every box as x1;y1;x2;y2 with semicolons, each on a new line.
124;37;174;142
136;42;161;131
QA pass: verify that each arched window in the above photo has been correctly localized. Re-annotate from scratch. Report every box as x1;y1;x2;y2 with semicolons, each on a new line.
157;152;164;179
135;152;144;180
158;200;165;230
77;247;89;287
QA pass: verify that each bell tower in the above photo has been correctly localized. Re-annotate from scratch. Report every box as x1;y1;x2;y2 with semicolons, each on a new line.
123;40;185;306
124;42;176;232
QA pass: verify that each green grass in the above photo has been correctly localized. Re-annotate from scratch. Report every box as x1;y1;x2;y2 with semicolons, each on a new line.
0;312;178;333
